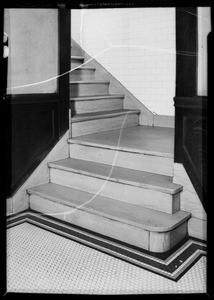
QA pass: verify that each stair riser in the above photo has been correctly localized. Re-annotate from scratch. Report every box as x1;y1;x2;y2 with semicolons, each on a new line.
71;59;84;69
149;222;188;252
70;82;109;97
49;168;180;214
70;98;124;114
69;144;174;176
70;69;95;81
70;114;139;137
71;45;83;56
29;195;187;252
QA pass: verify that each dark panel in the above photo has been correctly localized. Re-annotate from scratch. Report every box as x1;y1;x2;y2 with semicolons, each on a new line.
174;7;208;212
174;96;208;108
58;9;71;138
5;0;213;8
175;7;197;97
8;93;59;104
174;97;207;212
11;102;58;194
183;117;203;182
1;9;7;295
5;9;71;197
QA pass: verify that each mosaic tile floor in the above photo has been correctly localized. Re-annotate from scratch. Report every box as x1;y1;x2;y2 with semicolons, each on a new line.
7;222;207;294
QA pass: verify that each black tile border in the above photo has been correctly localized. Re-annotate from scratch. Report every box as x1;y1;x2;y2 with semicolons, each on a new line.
7;210;207;282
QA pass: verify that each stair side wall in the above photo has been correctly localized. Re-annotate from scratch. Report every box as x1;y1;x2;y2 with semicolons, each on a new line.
173;163;207;241
82;48;154;126
6;131;70;216
71;39;174;128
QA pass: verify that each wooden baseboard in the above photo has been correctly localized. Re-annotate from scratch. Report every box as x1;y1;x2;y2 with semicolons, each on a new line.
153;115;175;128
188;218;207;241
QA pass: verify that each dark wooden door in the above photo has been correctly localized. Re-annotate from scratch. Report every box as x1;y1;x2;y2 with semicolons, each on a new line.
174;7;208;212
4;9;71;197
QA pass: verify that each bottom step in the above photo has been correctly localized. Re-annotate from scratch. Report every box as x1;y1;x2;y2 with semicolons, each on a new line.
27;183;191;253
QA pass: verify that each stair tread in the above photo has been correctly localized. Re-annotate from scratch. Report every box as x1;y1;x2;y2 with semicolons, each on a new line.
71;56;84;60
48;158;182;194
70;80;110;84
71;67;96;70
68;125;174;158
70;94;125;101
27;183;190;232
71;109;140;122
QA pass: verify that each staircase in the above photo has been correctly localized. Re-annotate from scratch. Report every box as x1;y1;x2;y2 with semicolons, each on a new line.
27;41;191;253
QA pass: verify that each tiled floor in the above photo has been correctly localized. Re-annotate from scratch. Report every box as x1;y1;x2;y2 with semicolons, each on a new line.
7;222;207;294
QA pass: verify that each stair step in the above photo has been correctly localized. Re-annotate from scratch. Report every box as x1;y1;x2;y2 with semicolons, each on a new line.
70;95;124;114
70;94;125;101
48;158;181;214
70;81;110;97
68;140;174;176
69;125;174;157
70;67;96;81
71;109;139;122
70;109;140;137
71;56;84;69
70;95;125;113
27;183;191;252
71;56;84;60
68;126;173;176
49;158;182;194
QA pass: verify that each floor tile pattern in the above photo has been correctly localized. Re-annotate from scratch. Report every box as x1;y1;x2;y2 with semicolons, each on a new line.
7;211;207;281
7;222;207;294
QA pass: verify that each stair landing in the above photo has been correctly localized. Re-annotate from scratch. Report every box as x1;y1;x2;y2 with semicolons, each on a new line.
70;125;174;158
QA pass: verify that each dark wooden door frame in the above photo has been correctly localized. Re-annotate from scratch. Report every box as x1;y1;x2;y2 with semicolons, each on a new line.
58;9;71;137
174;7;208;212
4;9;71;197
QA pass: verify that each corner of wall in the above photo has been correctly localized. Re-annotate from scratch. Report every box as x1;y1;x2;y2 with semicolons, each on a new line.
173;162;207;241
7;130;70;216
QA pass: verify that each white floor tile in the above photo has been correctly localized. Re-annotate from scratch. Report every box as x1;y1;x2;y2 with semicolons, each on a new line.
7;223;206;294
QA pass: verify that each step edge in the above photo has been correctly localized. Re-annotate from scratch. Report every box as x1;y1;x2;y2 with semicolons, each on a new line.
27;185;190;232
48;162;183;194
67;139;174;159
70;67;96;71
70;80;110;84
71;109;141;123
71;56;84;60
70;94;125;101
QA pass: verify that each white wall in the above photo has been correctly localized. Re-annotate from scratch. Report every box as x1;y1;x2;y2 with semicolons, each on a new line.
71;8;176;116
197;7;211;96
5;9;58;94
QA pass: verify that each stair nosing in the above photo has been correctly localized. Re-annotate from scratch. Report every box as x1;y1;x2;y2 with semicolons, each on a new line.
48;158;182;194
70;94;125;101
67;138;173;159
70;67;96;71
27;183;190;232
69;80;110;84
71;56;84;60
70;109;141;123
